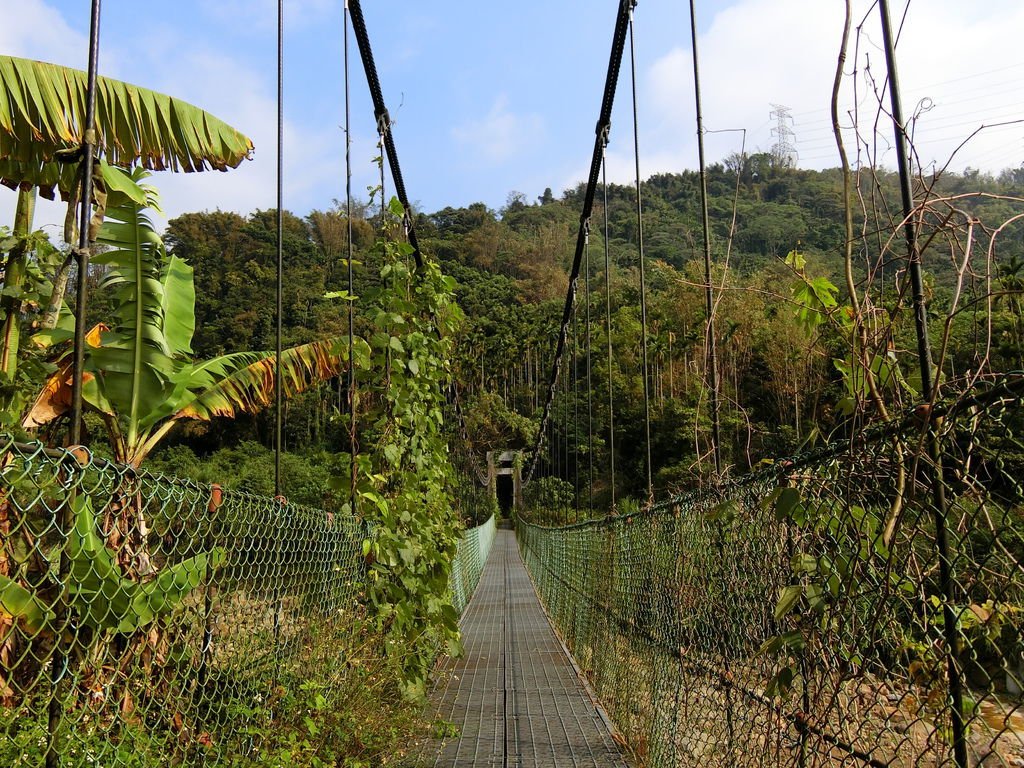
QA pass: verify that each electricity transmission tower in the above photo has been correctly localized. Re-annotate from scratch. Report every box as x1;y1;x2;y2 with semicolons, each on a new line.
770;103;798;168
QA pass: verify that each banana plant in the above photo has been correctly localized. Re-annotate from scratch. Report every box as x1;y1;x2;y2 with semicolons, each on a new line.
0;54;254;421
0;495;223;636
23;169;352;468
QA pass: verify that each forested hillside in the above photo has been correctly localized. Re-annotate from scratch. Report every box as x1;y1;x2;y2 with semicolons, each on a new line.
101;158;1023;508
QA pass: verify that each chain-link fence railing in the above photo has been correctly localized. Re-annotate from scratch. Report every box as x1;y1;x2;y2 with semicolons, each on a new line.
518;373;1024;767
0;436;497;766
0;436;366;767
449;514;496;616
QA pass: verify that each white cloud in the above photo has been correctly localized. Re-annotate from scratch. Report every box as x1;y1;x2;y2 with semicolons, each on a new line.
0;0;88;67
451;94;545;167
563;0;1024;193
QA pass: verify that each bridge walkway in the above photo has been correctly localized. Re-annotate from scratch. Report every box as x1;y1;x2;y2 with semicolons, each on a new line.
409;528;631;767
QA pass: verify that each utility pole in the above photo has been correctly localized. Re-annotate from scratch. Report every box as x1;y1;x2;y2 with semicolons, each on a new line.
770;103;798;169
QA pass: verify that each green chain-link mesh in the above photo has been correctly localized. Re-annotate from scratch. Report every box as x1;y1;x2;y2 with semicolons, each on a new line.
0;435;495;766
519;374;1024;767
449;516;497;617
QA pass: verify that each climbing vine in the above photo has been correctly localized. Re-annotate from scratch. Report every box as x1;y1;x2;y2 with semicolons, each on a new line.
332;198;465;698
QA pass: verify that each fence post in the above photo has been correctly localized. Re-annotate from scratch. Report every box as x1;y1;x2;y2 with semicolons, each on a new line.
199;484;223;688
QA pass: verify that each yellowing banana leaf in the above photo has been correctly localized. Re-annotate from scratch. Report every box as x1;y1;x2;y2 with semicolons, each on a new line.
0;55;253;200
174;339;346;421
21;323;106;429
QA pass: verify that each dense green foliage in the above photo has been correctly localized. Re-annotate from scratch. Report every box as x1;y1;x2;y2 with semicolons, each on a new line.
432;160;1024;509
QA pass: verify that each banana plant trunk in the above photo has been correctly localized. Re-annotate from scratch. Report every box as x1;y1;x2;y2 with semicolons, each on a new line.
0;188;35;705
39;255;74;330
0;187;36;386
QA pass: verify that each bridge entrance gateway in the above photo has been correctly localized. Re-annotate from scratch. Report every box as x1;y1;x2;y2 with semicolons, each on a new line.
488;450;523;516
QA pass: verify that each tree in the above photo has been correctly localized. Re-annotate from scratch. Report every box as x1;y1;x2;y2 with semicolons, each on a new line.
24;172;347;469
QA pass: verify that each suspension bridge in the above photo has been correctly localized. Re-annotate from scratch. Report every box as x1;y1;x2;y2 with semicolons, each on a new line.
1;1;1023;767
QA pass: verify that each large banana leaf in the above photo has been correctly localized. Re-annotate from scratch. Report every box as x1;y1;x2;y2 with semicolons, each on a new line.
174;338;347;421
86;168;196;449
0;574;54;634
0;55;253;199
67;495;225;634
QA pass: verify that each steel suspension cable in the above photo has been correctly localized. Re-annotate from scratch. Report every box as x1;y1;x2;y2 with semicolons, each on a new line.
688;0;723;476
524;0;633;486
584;222;594;514
627;3;653;500
346;0;422;270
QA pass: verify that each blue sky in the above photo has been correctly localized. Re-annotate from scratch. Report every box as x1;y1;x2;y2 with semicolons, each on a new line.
3;0;1023;237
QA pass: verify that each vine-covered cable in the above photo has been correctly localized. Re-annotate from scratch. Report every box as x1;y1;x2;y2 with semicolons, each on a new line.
524;0;633;486
346;1;489;483
346;0;422;270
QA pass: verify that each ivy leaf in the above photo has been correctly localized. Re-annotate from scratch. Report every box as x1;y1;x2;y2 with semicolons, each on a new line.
775;584;803;621
790;553;817;574
766;664;797;698
773;487;801;522
706;499;740;523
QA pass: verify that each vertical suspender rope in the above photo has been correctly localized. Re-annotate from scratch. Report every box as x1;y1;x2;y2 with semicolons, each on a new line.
572;305;580;520
344;0;358;514
51;8;102;765
688;0;723;477
627;2;654;500
877;3;965;766
69;0;102;448
585;221;594;514
271;0;286;690
603;144;617;509
274;0;284;497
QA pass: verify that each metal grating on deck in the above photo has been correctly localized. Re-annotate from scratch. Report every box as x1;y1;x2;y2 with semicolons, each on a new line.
410;529;631;767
